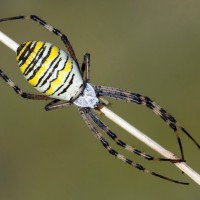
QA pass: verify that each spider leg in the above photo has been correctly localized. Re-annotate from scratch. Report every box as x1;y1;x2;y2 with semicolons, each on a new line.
95;86;200;159
0;69;51;100
0;15;78;64
79;107;188;185
45;99;72;111
81;53;90;82
84;107;184;162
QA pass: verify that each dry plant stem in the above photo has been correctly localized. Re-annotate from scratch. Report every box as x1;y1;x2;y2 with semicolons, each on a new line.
0;31;18;51
0;30;200;185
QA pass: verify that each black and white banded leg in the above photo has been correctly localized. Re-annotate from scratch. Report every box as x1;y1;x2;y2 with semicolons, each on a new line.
0;69;51;100
84;107;184;162
79;107;188;185
81;53;90;82
95;85;200;160
45;99;72;111
0;15;78;64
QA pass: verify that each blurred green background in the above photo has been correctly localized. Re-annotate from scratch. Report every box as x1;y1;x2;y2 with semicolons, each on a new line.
0;0;200;199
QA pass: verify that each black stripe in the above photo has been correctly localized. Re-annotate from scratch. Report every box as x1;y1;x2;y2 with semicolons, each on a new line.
45;61;73;95
126;158;133;165
17;42;26;55
27;45;53;82
30;15;46;26
36;57;62;87
99;136;109;148
18;42;37;68
116;140;126;147
57;74;75;96
0;16;25;22
24;44;46;76
135;163;145;170
43;58;72;93
36;51;63;87
109;148;118;156
99;135;118;157
42;57;64;88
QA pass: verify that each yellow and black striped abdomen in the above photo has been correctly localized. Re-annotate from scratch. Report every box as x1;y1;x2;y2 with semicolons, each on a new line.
16;41;84;101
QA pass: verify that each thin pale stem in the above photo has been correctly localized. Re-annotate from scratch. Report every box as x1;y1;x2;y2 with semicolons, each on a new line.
0;30;199;185
0;31;18;52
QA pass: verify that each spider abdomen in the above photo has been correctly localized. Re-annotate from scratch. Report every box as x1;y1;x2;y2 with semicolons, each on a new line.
16;41;84;101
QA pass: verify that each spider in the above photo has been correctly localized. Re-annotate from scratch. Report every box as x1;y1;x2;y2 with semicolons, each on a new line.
0;15;199;185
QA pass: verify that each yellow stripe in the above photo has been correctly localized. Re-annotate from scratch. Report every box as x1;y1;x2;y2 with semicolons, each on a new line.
45;58;72;95
19;42;44;74
28;45;60;86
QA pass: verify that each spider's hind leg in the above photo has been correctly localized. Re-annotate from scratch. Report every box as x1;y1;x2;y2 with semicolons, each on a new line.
85;107;184;163
79;107;188;185
45;99;72;111
0;69;51;100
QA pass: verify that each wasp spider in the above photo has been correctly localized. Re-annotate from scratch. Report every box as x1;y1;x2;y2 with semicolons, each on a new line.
0;15;199;185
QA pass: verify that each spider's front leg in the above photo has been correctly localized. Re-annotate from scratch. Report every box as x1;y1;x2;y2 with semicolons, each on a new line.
0;15;78;64
81;53;90;82
95;85;200;161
